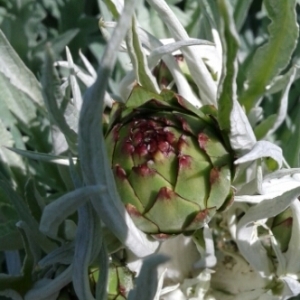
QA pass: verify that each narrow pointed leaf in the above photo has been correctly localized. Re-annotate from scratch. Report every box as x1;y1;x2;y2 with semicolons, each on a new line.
128;255;169;300
40;185;104;238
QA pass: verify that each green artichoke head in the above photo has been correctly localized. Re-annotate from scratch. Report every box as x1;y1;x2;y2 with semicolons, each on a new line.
105;86;234;237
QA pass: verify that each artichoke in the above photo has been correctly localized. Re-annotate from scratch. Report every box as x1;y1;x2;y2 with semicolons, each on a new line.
105;85;234;236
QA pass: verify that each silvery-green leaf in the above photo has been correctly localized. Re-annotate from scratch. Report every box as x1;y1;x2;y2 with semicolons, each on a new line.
234;141;283;169
240;0;298;111
119;30;201;106
55;61;95;86
16;221;42;267
266;65;300;95
41;47;78;152
128;255;169;300
126;15;160;94
193;225;216;269
79;49;97;79
95;244;109;300
0;182;56;253
285;200;300;275
100;20;214;100
217;0;256;152
280;276;300;299
268;227;286;276
72;203;98;300
102;0;124;17
148;39;214;62
146;0;217;106
78;0;159;257
40;185;104;239
24;266;72;300
248;107;263;127
0;71;38;127
38;242;74;267
7;147;76;166
254;114;277;141
0;290;22;300
235;169;300;203
65;46;83;112
0;120;26;181
233;0;254;31
0;30;43;107
153;268;176;300
236;185;300;277
263;66;296;137
4;251;21;276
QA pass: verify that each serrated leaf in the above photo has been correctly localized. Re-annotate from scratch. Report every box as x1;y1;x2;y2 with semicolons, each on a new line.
217;0;256;152
240;0;299;111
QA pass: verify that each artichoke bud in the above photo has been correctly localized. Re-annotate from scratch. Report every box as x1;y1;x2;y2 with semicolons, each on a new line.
105;85;235;236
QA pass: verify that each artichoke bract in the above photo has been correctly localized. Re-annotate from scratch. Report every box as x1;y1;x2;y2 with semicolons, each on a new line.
105;86;234;236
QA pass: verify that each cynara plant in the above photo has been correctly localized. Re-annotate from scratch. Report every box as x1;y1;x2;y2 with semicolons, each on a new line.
1;0;300;300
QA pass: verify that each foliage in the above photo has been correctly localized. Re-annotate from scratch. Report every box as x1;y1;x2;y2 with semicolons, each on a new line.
1;0;300;299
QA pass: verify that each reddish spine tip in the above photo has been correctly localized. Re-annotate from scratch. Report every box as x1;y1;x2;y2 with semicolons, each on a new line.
115;165;127;180
123;142;135;155
177;135;188;152
157;187;174;200
210;167;220;185
133;164;155;177
135;143;148;156
193;209;209;223
112;124;121;142
158;141;170;152
152;233;171;241
198;133;209;149
178;155;192;169
125;204;142;217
